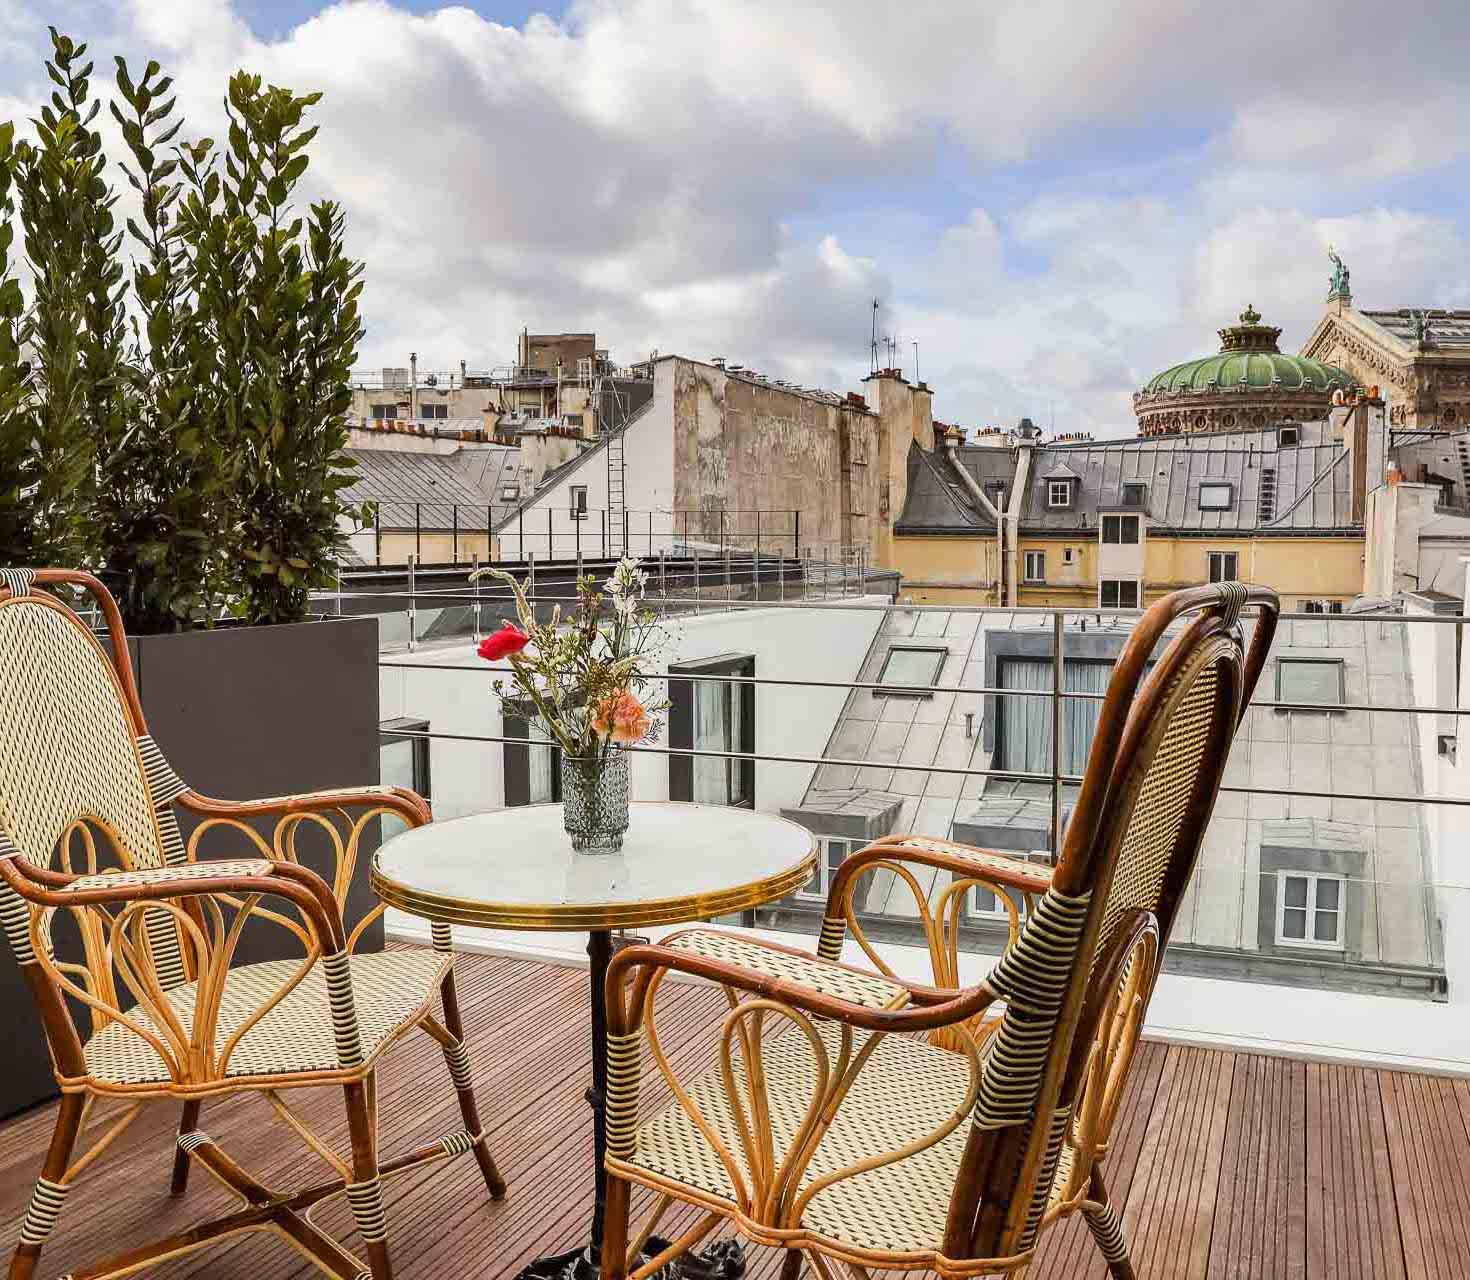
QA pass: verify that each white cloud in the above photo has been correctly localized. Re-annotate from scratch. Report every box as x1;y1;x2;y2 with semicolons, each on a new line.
0;0;1466;434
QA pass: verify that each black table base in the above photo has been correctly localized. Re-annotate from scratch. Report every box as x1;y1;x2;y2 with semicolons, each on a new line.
517;1237;745;1280
514;931;746;1280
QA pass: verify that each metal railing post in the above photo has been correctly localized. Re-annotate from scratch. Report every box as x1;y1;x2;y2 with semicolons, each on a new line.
602;508;607;558
823;546;830;601
452;505;459;565
779;546;785;602
547;507;553;561
623;508;629;559
407;554;418;652
528;551;536;611
693;544;701;615
518;509;524;562
415;503;422;564
725;545;732;604
471;553;482;644
1050;610;1064;857
374;511;382;566
648;510;654;557
660;548;668;600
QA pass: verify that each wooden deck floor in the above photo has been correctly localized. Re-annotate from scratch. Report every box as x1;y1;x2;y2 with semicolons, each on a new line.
1;950;1462;1279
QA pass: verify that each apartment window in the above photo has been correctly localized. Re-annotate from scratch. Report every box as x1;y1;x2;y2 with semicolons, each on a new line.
670;654;755;808
1198;482;1234;511
1023;550;1046;583
1062;547;1074;564
1276;872;1344;949
379;718;430;800
1328;600;1344;614
1101;515;1139;545
876;646;946;695
1278;426;1299;447
564;413;584;427
371;403;398;420
500;486;519;501
570;485;588;521
504;708;560;805
1099;579;1139;609
1121;482;1147;508
1276;657;1345;709
1207;551;1239;583
799;836;860;902
418;403;448;420
1047;480;1072;508
996;658;1111;780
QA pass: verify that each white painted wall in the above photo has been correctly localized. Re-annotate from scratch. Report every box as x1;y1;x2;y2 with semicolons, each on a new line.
379;598;883;822
495;381;677;560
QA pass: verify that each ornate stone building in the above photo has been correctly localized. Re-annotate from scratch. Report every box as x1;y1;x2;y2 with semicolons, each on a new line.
1133;305;1357;436
1302;279;1470;430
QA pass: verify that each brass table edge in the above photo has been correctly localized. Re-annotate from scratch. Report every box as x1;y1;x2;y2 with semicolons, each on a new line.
370;849;817;932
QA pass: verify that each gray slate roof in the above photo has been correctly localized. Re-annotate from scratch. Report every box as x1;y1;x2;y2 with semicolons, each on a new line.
894;443;1013;533
1019;421;1356;533
1360;309;1470;349
344;446;521;531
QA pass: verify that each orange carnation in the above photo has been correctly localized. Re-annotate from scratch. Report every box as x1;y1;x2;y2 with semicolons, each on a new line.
593;689;650;744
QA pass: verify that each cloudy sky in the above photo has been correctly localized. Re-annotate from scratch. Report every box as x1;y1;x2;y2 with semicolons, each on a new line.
3;0;1469;435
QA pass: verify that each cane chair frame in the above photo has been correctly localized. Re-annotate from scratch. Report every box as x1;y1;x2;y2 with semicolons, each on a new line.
0;569;506;1280
598;583;1279;1280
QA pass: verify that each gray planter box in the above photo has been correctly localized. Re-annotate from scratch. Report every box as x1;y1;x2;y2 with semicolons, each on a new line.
1;614;383;1118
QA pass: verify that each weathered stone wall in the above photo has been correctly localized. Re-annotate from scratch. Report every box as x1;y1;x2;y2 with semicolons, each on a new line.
669;359;884;560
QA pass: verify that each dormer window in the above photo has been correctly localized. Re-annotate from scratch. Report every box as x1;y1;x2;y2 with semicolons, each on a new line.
1121;482;1147;508
1047;480;1072;508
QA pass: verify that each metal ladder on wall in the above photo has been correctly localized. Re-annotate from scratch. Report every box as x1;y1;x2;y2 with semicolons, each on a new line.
606;428;626;555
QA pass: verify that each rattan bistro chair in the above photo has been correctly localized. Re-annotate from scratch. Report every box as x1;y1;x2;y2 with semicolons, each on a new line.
599;583;1279;1280
0;569;505;1280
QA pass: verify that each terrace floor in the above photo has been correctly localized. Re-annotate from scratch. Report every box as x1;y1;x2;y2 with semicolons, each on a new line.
2;949;1465;1279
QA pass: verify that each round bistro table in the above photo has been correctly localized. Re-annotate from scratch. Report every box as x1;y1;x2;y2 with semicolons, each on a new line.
371;802;817;1280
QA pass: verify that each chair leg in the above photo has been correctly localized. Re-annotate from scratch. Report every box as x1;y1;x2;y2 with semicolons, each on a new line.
1081;1165;1134;1280
9;1092;85;1280
778;1248;803;1280
599;1174;631;1280
170;1099;202;1195
343;1078;393;1280
438;967;507;1199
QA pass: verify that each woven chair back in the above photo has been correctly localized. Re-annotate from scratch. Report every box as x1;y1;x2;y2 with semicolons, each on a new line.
954;587;1276;1260
0;595;164;876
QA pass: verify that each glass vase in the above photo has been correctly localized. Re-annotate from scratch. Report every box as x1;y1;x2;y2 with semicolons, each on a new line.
561;747;630;854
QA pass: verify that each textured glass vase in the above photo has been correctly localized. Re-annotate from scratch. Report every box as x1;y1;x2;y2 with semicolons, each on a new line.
561;748;630;853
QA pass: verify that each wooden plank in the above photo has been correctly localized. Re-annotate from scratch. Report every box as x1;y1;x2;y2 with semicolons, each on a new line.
1;952;1466;1280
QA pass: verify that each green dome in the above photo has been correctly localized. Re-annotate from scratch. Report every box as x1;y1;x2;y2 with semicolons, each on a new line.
1141;305;1357;396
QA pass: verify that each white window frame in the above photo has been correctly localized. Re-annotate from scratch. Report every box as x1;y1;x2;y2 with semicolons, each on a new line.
968;881;1022;922
1047;479;1071;508
1275;871;1345;950
1023;550;1045;583
1099;578;1139;609
570;485;589;521
1062;547;1074;564
1207;551;1239;583
798;836;859;902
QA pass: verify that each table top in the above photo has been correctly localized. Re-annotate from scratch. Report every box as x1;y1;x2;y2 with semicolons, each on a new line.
370;802;817;931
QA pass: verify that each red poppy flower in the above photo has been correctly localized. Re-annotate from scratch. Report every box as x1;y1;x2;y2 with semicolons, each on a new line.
478;623;530;662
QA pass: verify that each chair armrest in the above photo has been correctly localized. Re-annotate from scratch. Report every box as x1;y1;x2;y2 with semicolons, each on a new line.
660;927;928;1009
608;936;995;1036
832;835;1052;907
0;854;346;951
179;784;431;829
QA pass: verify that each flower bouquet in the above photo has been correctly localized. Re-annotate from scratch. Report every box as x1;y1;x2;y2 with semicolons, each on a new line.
471;557;668;852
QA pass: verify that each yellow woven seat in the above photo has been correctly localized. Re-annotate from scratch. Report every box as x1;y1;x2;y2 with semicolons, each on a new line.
84;949;451;1087
631;1025;979;1254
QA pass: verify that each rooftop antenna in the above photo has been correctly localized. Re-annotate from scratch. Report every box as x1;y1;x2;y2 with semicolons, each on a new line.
869;298;880;373
913;340;920;385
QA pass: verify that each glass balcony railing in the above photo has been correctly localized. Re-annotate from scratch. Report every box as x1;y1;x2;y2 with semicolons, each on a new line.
351;568;1470;1072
